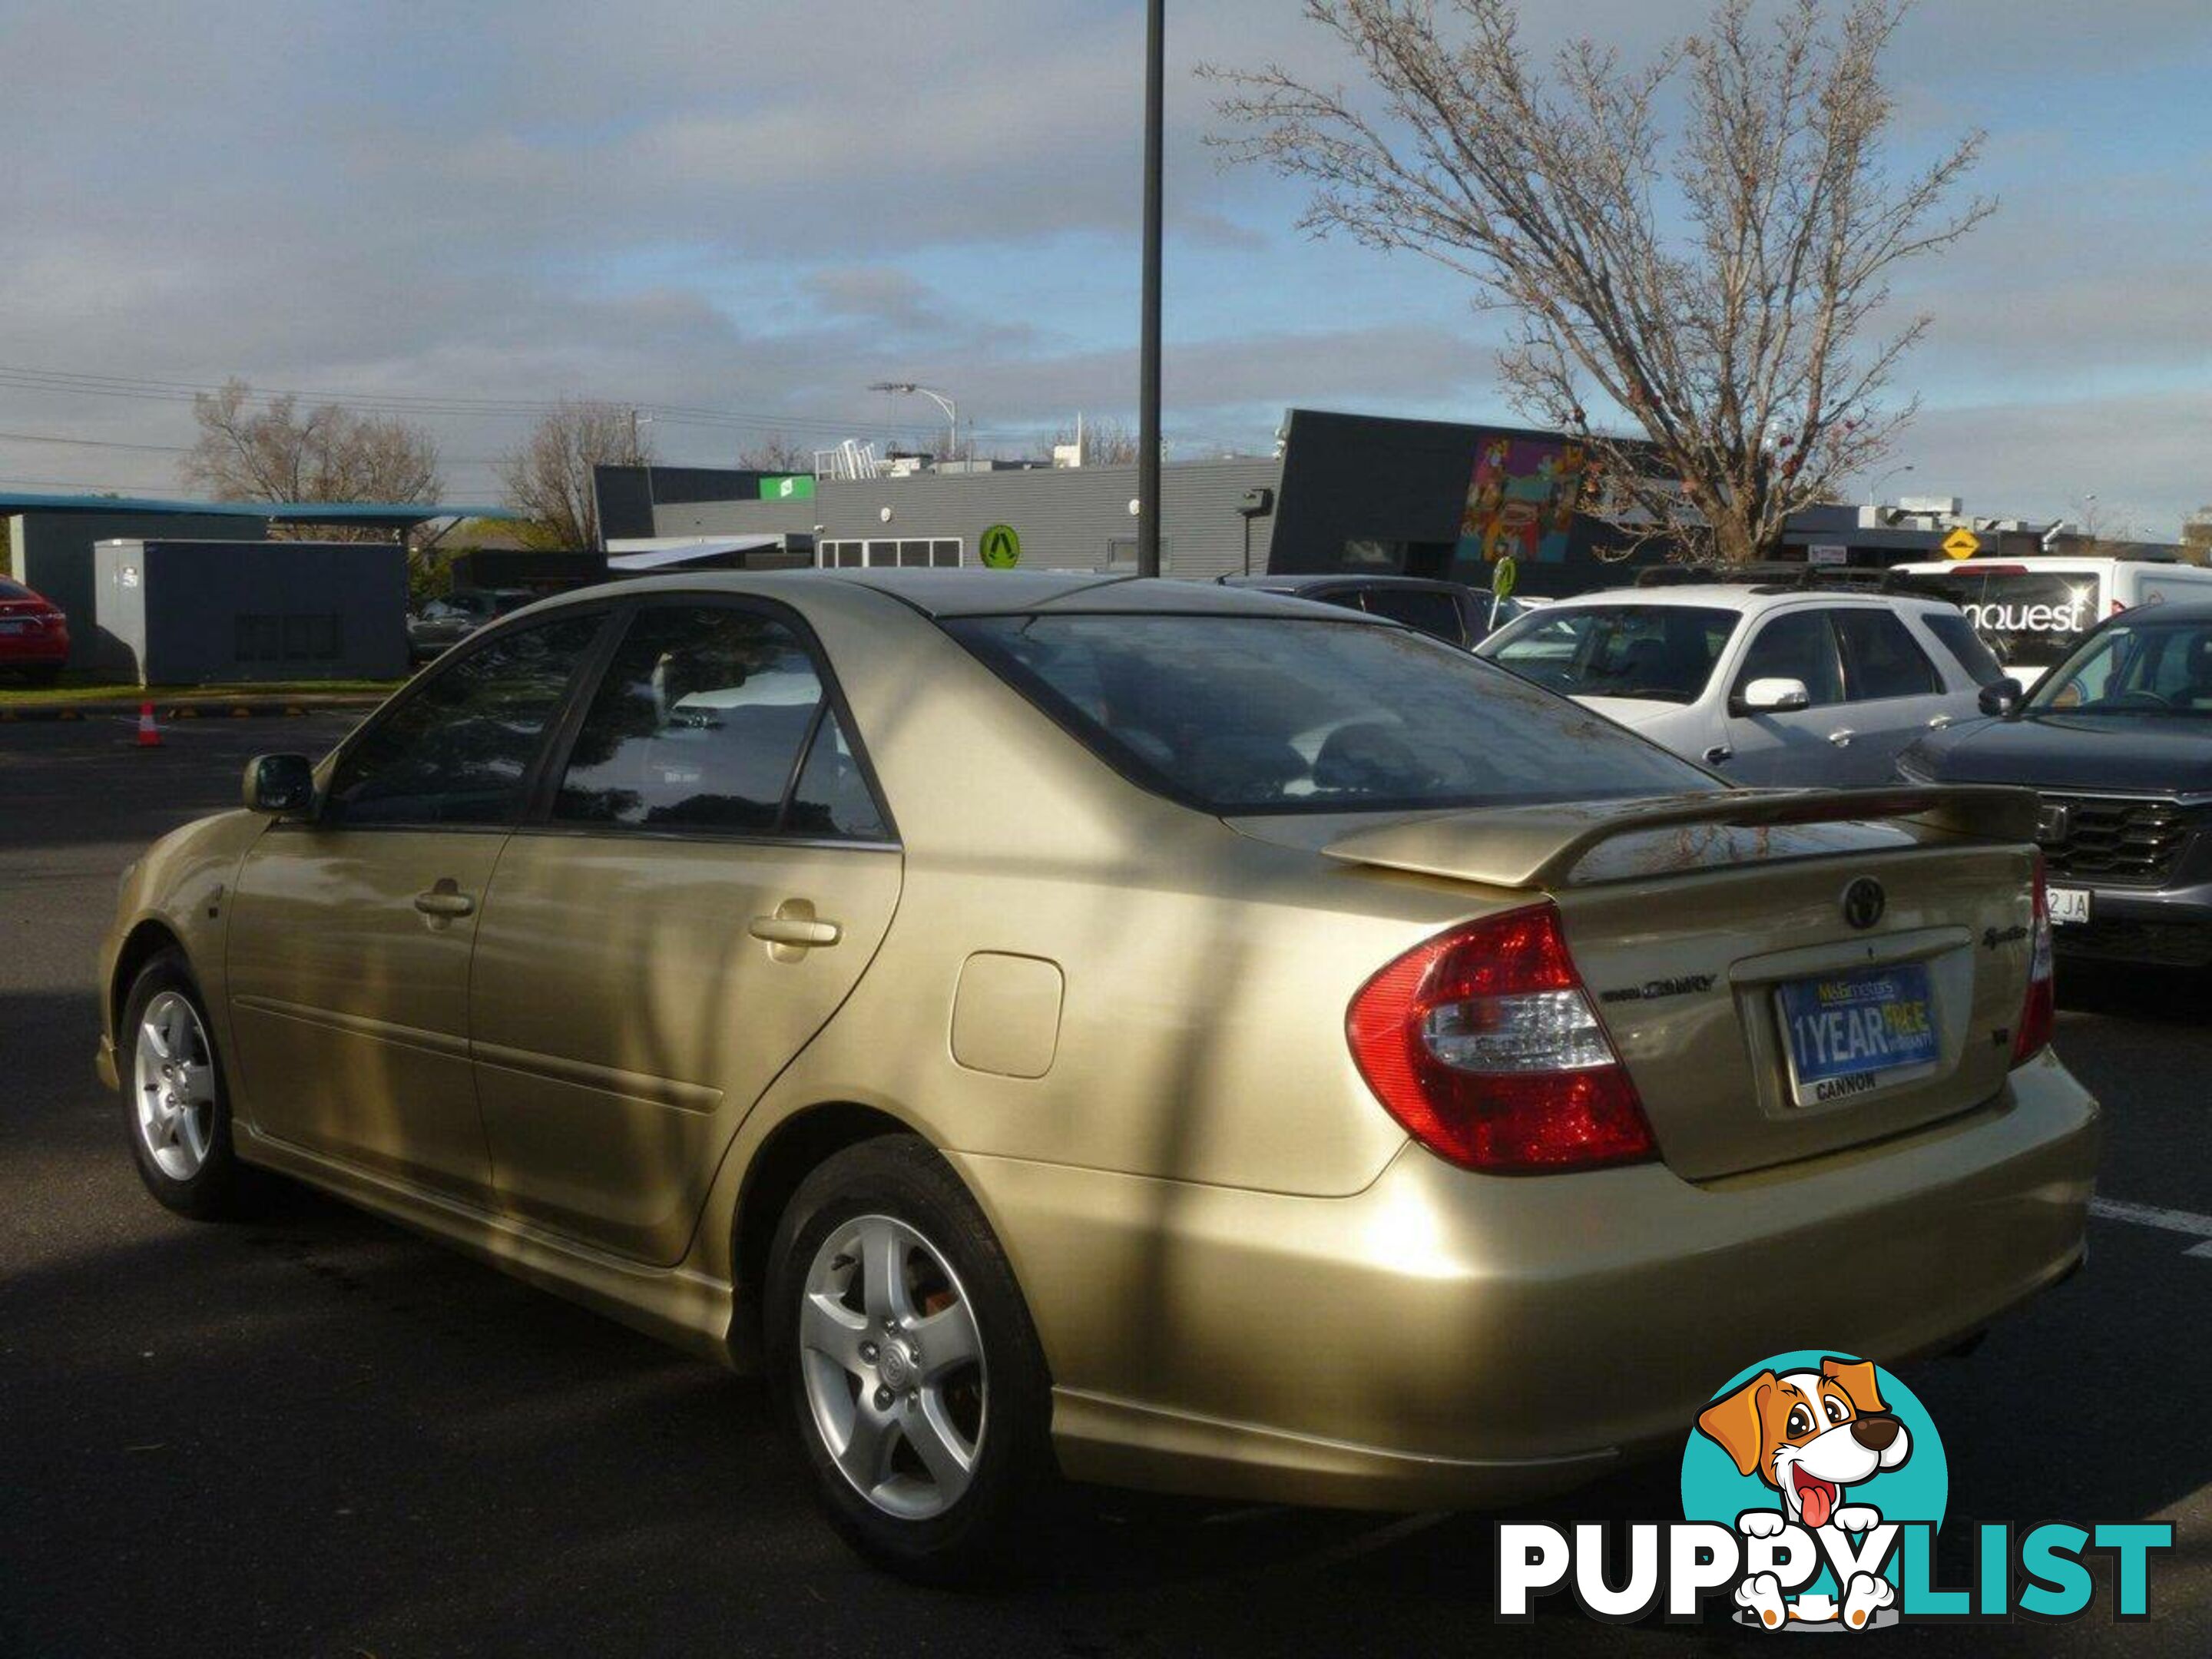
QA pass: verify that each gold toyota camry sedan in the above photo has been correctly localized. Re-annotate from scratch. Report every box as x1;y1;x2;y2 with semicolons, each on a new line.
98;571;2097;1580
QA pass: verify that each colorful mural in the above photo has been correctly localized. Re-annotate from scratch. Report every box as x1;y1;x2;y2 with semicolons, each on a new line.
1458;435;1590;565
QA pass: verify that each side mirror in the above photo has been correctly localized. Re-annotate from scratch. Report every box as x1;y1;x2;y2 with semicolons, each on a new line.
1738;677;1812;714
243;753;316;816
1979;677;2024;717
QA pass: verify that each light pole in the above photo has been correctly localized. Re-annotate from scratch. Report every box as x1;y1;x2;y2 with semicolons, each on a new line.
1865;463;1913;511
1136;0;1164;578
868;382;959;465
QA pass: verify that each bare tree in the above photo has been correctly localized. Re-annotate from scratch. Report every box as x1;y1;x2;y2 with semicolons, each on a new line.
498;400;652;551
1042;416;1141;465
181;378;443;513
1205;0;1992;563
737;432;815;472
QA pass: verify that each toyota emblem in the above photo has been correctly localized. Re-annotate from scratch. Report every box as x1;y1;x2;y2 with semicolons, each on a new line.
1842;877;1886;930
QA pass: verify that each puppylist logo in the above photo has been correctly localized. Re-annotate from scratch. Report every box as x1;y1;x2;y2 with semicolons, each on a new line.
1495;1351;2174;1629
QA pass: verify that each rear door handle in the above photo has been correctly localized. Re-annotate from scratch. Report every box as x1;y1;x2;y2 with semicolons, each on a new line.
1928;714;1955;729
1702;744;1734;766
413;879;475;919
1827;728;1855;747
750;899;841;952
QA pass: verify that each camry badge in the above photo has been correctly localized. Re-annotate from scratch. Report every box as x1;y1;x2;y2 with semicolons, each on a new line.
1842;877;1886;930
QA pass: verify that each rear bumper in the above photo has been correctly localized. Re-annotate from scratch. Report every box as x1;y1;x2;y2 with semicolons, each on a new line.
952;1051;2098;1511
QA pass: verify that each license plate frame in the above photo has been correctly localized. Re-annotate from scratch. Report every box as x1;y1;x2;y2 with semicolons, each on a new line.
1775;962;1940;1108
2048;886;2092;926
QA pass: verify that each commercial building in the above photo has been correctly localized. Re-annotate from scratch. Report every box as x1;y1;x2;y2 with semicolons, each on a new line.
595;408;1656;595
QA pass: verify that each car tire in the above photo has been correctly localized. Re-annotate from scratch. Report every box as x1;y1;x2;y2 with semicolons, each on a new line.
120;949;259;1221
764;1134;1055;1585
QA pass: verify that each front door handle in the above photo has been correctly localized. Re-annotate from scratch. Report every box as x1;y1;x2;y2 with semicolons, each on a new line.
1702;744;1734;766
1827;728;1855;747
750;899;841;956
412;879;475;919
1928;714;1955;729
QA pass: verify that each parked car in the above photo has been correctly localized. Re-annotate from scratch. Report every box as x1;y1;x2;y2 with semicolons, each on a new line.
1892;555;2212;689
0;576;71;684
1478;580;2008;785
1897;600;2212;967
406;587;535;662
101;571;2092;1581
1218;572;1508;646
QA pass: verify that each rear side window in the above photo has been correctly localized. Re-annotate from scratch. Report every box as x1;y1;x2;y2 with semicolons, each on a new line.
326;613;604;826
1734;611;1843;707
1919;611;2007;687
1360;587;1468;645
945;614;1717;816
1833;609;1940;700
555;604;886;839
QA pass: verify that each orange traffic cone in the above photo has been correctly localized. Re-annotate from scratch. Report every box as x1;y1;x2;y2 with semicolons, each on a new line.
136;701;162;748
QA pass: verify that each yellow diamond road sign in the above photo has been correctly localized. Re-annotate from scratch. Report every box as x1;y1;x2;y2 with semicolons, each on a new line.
1942;527;1981;561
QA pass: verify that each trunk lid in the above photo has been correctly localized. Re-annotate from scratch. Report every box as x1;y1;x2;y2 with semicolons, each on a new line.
1236;786;2043;1180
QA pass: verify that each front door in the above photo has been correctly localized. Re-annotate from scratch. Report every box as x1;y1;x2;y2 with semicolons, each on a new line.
1720;607;1872;785
467;599;902;1263
225;611;608;1200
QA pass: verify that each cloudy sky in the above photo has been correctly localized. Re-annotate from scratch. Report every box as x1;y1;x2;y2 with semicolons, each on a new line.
1;0;2207;531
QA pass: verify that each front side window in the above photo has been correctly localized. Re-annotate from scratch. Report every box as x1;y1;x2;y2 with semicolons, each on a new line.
1482;604;1738;703
1734;611;1844;707
555;604;886;836
1833;609;1939;701
949;614;1717;816
324;613;604;826
2031;623;2212;715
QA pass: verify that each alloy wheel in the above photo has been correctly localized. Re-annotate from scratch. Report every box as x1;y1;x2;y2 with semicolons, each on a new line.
798;1214;987;1521
134;991;215;1181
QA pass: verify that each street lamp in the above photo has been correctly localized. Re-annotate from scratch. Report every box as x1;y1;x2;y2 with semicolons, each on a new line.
1866;463;1913;511
867;382;959;465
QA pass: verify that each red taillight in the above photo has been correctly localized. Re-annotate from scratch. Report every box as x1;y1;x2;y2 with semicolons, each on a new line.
2012;855;2055;1065
1346;904;1657;1174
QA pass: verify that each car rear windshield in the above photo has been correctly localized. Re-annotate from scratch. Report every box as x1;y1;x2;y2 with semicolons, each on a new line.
0;578;31;601
945;613;1719;816
1479;604;1739;703
1921;570;2099;671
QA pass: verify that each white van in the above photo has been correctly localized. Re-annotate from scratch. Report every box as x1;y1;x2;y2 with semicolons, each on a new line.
1892;556;2212;687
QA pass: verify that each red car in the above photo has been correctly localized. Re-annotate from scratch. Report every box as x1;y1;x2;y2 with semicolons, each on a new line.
0;578;70;684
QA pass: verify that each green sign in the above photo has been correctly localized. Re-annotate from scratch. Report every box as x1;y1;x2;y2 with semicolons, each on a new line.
1492;555;1518;599
758;474;816;502
979;523;1022;568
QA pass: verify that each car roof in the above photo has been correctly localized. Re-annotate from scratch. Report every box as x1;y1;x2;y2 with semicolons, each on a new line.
1547;583;1949;614
544;568;1394;624
1218;573;1469;593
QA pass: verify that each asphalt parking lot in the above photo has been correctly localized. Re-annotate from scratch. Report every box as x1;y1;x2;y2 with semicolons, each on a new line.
2;713;2205;1657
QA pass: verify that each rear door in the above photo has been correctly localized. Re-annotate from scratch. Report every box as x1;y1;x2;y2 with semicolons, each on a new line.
1830;606;1959;777
225;609;610;1200
467;597;902;1263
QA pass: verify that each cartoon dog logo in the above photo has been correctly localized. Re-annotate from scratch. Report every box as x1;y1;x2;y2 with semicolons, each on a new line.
1697;1356;1912;1631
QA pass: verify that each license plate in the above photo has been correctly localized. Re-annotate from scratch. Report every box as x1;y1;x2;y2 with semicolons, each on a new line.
0;620;25;635
2048;886;2091;926
1776;962;1939;1108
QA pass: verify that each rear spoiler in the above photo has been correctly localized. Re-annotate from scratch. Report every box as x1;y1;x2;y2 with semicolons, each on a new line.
1319;786;2040;892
